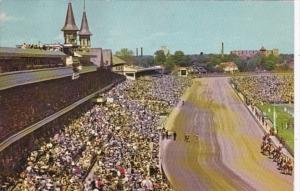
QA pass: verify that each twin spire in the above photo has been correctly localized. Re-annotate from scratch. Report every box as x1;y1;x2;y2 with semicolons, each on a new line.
79;11;92;36
79;0;92;36
61;0;92;48
61;1;79;31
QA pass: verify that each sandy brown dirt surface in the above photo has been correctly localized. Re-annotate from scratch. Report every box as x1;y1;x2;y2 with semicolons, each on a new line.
161;77;293;191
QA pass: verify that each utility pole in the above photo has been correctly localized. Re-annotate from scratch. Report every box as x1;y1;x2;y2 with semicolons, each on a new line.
273;104;277;134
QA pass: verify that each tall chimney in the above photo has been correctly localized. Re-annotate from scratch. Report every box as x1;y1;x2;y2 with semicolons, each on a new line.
136;48;138;56
140;47;143;57
221;42;224;57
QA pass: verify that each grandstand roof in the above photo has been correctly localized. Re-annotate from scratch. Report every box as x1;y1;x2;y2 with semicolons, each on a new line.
75;50;97;57
0;47;66;58
112;56;126;66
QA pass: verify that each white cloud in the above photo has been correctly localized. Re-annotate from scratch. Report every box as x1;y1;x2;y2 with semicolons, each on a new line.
0;11;21;24
0;12;10;23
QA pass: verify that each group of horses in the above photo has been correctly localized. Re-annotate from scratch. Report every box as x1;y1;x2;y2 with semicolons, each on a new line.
260;134;293;175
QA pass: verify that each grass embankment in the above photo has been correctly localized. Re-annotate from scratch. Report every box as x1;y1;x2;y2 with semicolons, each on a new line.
257;104;294;151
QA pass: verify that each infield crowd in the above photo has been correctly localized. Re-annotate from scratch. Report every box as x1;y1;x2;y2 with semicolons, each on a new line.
231;74;293;105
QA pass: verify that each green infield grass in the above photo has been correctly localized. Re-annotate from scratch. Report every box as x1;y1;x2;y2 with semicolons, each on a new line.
257;103;294;151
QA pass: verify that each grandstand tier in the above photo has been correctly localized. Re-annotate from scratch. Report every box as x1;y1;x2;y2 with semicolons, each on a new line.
0;69;125;176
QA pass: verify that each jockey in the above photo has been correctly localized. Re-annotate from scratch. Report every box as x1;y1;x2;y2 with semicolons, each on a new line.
287;158;292;166
277;146;282;152
263;134;268;141
262;133;269;141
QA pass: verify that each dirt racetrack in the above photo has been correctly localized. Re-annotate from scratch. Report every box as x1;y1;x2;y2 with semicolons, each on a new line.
160;77;293;191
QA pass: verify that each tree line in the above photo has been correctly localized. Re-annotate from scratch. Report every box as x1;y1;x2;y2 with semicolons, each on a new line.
114;48;292;72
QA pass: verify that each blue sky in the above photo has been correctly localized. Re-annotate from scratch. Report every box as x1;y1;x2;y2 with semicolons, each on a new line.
0;0;294;54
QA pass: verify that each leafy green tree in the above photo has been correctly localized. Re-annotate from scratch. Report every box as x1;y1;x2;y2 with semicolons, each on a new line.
235;59;247;72
211;56;222;65
206;63;215;72
264;60;275;71
261;54;278;71
173;51;186;66
115;48;134;64
234;55;261;72
154;50;166;65
247;58;258;71
165;55;175;71
147;58;155;66
198;54;210;63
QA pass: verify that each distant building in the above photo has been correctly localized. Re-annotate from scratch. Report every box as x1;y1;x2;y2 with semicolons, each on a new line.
160;46;170;56
230;50;259;59
230;46;279;59
259;46;279;57
216;62;238;73
177;67;189;77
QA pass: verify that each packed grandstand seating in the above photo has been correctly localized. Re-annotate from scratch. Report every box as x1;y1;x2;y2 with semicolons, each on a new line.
231;74;293;105
0;70;125;142
18;43;62;52
0;75;191;190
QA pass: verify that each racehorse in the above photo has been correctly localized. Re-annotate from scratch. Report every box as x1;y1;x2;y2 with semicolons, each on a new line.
271;146;282;162
281;158;293;175
268;145;276;159
261;140;272;156
260;135;293;175
184;135;190;142
277;155;285;170
262;133;270;142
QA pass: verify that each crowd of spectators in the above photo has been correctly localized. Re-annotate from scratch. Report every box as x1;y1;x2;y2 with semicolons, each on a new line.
231;74;293;105
1;75;191;190
0;70;124;142
19;43;62;52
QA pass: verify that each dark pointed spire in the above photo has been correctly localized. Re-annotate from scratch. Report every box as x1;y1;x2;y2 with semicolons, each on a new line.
61;1;79;31
79;10;92;36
